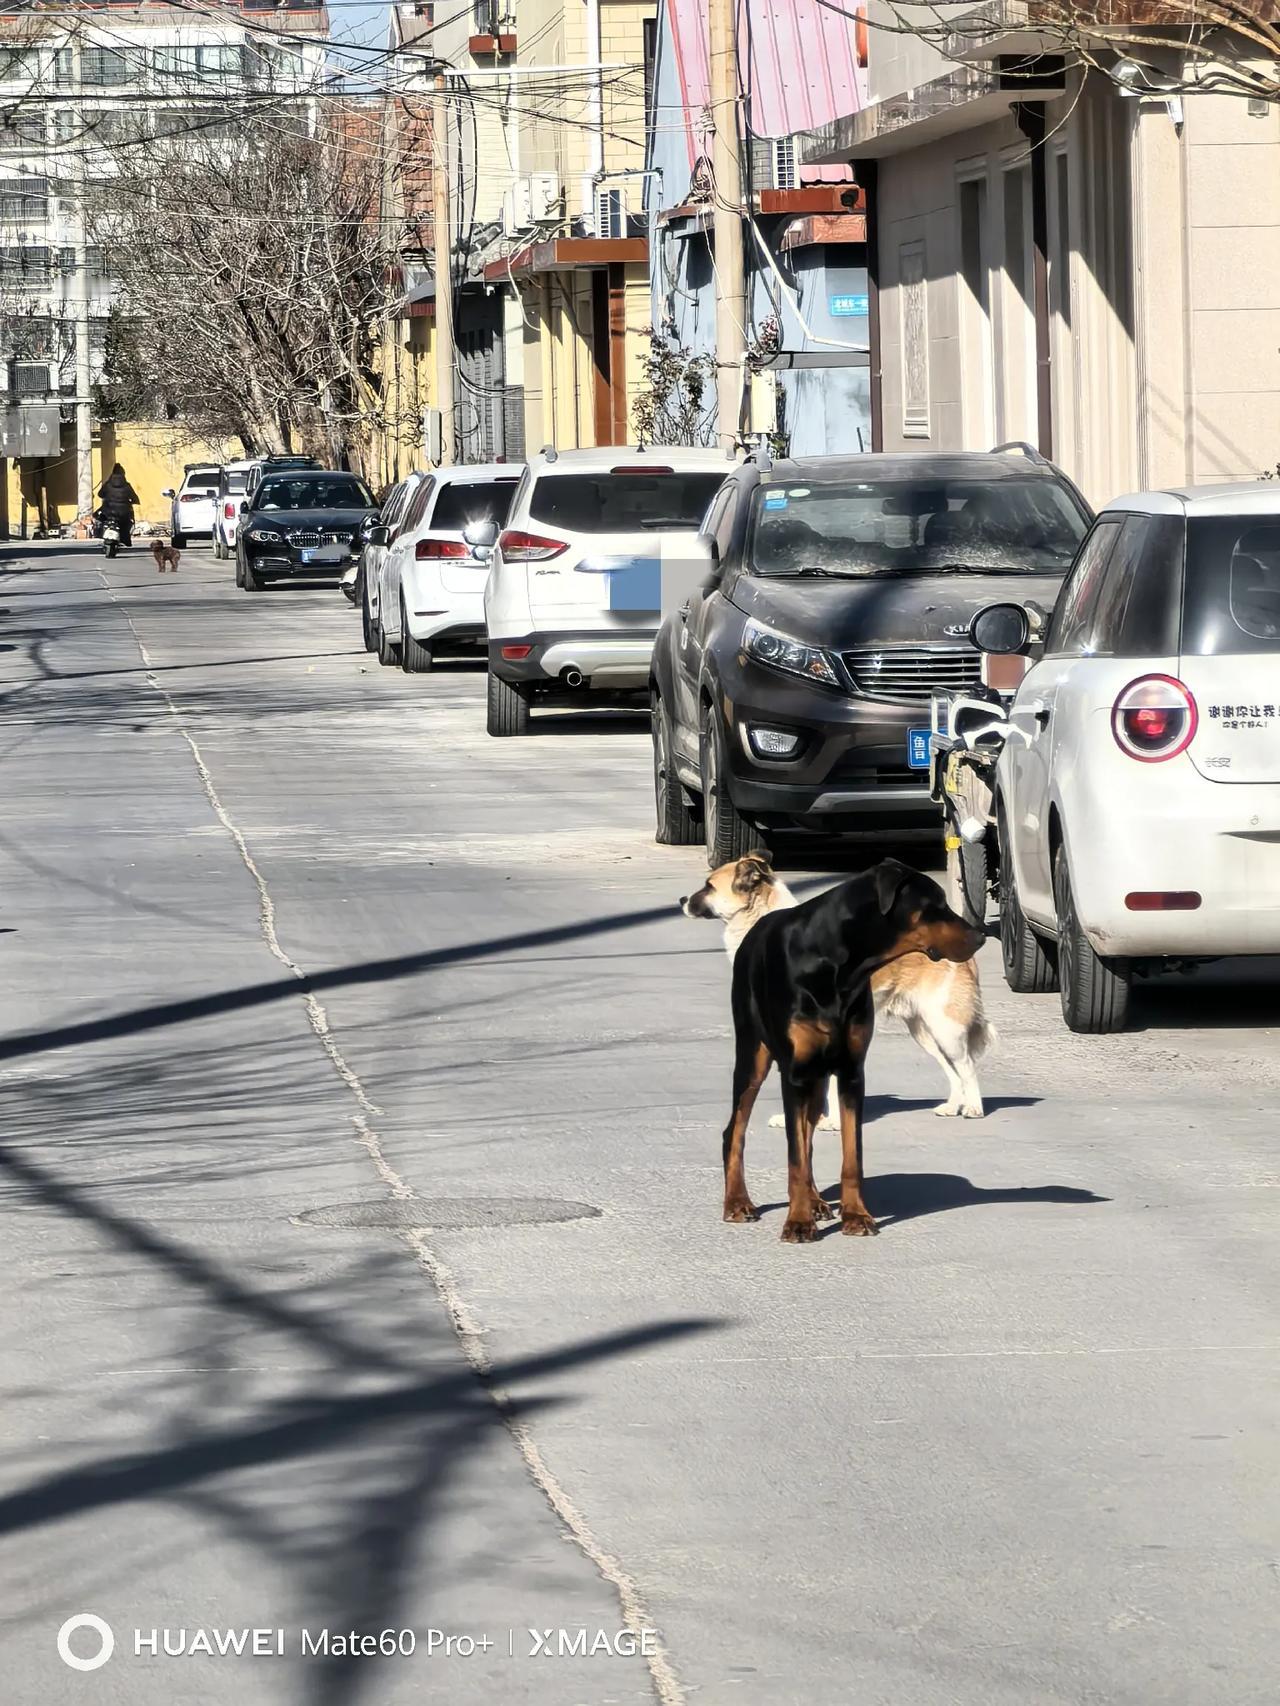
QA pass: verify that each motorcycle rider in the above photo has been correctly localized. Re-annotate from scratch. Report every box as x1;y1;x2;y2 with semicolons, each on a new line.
97;463;140;546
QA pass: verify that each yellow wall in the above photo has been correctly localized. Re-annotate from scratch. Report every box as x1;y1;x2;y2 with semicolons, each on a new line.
2;420;233;536
370;312;434;490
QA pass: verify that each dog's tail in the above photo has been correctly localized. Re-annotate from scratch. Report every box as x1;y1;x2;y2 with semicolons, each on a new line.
969;1015;997;1059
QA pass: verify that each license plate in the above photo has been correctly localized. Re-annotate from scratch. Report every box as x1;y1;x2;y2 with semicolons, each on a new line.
907;728;931;769
300;548;314;565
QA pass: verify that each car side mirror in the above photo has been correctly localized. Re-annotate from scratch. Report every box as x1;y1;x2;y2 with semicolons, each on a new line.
239;500;248;515
161;488;175;499
367;524;390;548
970;602;1032;656
463;519;499;550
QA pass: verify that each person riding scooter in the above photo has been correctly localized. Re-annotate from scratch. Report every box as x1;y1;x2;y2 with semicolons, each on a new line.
97;464;140;547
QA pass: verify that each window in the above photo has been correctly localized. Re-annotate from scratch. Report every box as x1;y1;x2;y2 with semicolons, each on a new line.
401;478;435;532
0;176;48;218
254;475;375;511
1;112;45;149
642;16;657;117
528;471;727;535
153;45;200;81
198;44;244;81
899;241;929;438
81;47;131;87
997;162;1035;443
1183;518;1280;655
0;48;41;83
711;489;738;560
428;478;518;533
1044;519;1121;655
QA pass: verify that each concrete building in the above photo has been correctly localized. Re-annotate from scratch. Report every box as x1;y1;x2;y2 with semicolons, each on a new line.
0;0;326;533
645;0;872;456
800;3;1280;503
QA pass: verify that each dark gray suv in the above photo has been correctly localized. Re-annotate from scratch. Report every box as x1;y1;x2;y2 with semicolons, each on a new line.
649;449;1092;863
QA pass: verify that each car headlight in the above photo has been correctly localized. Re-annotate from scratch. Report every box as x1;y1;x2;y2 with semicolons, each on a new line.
251;529;282;544
742;618;841;687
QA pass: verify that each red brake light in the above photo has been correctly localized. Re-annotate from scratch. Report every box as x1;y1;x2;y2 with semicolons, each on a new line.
609;464;674;475
224;502;236;518
180;493;200;503
415;539;469;559
501;644;533;660
1125;892;1202;911
1112;675;1198;762
498;529;567;562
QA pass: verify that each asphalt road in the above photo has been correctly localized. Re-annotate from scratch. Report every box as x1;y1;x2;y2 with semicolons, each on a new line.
1;539;1278;1706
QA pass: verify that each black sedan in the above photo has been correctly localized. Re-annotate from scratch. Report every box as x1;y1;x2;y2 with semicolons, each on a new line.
235;471;378;592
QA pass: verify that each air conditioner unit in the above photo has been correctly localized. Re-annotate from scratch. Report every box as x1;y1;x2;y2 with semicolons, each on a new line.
771;136;798;191
501;181;527;236
595;186;625;240
527;171;560;221
7;359;59;397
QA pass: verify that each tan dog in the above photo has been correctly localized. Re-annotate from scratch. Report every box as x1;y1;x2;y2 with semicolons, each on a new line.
682;853;995;1121
151;538;181;574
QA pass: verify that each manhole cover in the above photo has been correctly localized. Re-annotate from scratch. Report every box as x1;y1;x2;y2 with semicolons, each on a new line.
294;1197;601;1230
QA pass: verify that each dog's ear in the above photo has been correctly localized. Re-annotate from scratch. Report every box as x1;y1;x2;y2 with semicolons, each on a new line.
874;858;913;916
732;851;774;894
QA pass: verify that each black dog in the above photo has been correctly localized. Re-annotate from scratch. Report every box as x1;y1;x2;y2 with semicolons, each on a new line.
722;859;985;1244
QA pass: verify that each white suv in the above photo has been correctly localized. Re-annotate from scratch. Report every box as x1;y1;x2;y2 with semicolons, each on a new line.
372;463;521;673
163;464;221;546
212;460;254;559
483;445;732;735
976;483;1280;1033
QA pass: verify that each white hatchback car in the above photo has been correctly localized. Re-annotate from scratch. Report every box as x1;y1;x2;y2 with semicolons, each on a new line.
164;464;221;546
212;460;254;560
373;463;521;673
483;445;732;735
358;472;425;640
975;484;1280;1033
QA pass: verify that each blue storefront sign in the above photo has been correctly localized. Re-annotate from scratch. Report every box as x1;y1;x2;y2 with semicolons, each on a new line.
829;293;869;318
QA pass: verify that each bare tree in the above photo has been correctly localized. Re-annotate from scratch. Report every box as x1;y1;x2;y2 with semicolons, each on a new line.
88;102;406;472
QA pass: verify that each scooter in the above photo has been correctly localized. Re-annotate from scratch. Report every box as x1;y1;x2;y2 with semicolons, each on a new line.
101;519;122;559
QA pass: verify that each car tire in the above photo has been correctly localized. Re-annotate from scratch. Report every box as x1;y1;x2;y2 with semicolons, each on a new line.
104;540;118;559
377;621;399;667
487;668;530;736
701;706;762;866
998;803;1058;994
652;690;700;845
234;554;245;588
242;558;265;592
171;532;186;550
400;601;434;673
360;581;378;653
1053;844;1132;1034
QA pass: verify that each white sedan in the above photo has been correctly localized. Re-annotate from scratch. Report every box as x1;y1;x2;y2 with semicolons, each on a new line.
977;483;1280;1032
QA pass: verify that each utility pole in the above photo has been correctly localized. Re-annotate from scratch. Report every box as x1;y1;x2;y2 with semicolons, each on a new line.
708;0;746;451
431;72;455;467
72;41;94;520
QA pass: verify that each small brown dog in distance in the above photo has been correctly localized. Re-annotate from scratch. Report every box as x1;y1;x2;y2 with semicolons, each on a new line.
151;538;181;574
688;857;985;1242
683;852;994;1121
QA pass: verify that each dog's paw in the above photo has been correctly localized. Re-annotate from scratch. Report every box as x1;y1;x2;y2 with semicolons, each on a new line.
780;1217;818;1244
810;1196;837;1223
934;1102;961;1118
767;1113;785;1129
723;1198;760;1224
841;1212;879;1238
959;1104;984;1119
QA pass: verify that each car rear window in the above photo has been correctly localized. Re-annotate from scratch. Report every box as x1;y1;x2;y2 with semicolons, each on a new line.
257;475;373;510
223;472;248;493
748;477;1087;577
185;474;219;491
528;471;725;535
429;479;518;533
1182;518;1280;655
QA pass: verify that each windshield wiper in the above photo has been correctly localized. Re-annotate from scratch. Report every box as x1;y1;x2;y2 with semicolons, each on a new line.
902;562;1051;576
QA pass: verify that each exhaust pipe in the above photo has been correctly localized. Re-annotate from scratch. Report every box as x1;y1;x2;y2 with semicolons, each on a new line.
560;666;585;689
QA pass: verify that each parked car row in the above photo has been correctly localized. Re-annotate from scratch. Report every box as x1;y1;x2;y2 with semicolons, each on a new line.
206;442;1280;1037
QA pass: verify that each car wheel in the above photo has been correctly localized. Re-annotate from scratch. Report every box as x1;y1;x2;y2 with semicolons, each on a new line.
104;540;118;559
487;668;530;736
652;690;700;845
242;557;265;592
400;601;434;673
171;532;186;550
998;802;1058;994
234;553;245;588
376;619;399;667
1053;844;1132;1033
360;581;378;653
701;705;762;866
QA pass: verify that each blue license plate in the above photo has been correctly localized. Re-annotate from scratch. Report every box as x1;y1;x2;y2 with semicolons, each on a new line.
907;728;931;769
300;549;313;565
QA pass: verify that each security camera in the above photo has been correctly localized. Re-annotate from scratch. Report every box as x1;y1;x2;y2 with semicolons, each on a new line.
1111;56;1179;96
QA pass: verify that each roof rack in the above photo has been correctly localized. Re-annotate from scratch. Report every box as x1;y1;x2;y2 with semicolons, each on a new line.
990;440;1049;465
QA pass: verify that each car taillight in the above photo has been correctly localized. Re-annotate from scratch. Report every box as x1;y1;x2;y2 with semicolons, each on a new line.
180;493;200;503
415;539;469;559
498;529;566;562
1111;675;1198;762
224;502;236;519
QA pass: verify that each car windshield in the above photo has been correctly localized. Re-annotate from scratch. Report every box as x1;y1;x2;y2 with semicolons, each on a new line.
1182;517;1280;655
430;479;519;533
747;478;1087;577
256;475;373;511
529;471;725;534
